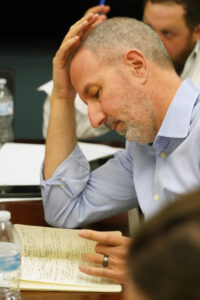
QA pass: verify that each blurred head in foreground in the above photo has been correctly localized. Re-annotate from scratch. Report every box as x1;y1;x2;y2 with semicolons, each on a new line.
126;188;200;300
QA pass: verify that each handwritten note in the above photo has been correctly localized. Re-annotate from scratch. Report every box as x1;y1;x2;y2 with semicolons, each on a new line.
14;224;121;292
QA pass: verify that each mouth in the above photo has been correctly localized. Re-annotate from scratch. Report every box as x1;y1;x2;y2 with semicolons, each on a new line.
111;121;120;130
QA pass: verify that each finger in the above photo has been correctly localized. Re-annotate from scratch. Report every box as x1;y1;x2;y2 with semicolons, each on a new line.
79;265;122;283
95;243;130;259
57;36;79;56
77;14;100;41
82;253;116;268
82;253;105;266
78;229;125;246
63;13;98;43
78;14;106;39
63;19;89;43
82;252;128;272
87;15;107;30
84;5;110;16
54;36;80;68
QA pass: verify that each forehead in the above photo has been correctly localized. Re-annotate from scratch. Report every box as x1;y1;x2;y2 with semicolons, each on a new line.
143;1;187;29
70;48;101;89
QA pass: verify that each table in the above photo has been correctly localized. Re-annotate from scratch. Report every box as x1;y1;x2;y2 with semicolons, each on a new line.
0;199;129;300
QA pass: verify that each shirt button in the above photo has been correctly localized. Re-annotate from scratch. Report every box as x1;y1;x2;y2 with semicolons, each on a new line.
160;151;167;158
154;194;159;201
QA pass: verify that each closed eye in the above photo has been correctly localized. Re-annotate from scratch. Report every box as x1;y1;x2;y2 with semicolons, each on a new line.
84;85;101;100
93;90;99;99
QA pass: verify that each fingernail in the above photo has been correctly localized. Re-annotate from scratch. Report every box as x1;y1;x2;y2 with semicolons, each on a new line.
87;13;94;18
79;265;87;272
79;265;84;272
82;20;88;25
78;229;86;237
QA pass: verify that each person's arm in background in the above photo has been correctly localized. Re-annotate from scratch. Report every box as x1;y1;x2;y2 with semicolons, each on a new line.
44;14;101;180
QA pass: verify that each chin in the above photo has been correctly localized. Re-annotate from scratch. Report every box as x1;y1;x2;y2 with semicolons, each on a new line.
125;134;154;145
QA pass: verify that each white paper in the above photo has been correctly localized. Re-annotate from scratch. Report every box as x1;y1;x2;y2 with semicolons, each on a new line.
0;142;123;186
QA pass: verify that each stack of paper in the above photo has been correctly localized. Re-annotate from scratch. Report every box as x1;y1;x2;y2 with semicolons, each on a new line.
0;142;123;186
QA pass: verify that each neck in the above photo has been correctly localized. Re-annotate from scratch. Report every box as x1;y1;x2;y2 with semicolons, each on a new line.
148;65;182;133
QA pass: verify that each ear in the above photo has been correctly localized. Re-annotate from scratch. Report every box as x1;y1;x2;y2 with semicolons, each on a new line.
192;24;200;42
124;49;147;82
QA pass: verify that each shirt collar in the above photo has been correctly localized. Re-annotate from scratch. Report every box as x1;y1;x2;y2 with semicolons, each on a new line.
188;39;200;59
180;40;200;79
193;39;200;57
156;79;200;139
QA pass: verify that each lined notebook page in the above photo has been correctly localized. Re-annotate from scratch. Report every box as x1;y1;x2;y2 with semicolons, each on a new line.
15;225;122;292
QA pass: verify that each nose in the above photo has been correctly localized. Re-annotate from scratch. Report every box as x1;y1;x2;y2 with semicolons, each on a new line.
88;102;107;128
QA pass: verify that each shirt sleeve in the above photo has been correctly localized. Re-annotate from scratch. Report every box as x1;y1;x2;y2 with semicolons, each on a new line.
41;143;137;228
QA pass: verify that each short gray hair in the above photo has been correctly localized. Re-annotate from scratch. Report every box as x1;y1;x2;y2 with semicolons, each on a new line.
78;17;173;69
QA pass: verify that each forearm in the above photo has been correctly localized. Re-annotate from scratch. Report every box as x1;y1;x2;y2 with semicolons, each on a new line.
41;144;136;228
43;13;101;180
44;96;76;180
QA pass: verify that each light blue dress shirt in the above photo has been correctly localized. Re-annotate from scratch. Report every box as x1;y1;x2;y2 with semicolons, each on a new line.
41;79;200;228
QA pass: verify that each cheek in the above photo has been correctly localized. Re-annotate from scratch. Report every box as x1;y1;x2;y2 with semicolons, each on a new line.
101;79;135;118
101;97;122;117
161;38;181;58
163;33;192;58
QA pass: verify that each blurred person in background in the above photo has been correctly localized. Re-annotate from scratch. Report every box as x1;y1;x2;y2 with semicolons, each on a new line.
143;0;200;89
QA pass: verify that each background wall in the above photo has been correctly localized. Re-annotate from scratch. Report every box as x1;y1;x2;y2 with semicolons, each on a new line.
0;0;143;141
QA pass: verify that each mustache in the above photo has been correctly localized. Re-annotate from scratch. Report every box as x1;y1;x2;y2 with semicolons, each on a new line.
104;118;119;130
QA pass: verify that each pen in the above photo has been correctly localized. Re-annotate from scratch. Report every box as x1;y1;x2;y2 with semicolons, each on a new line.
98;0;106;15
99;0;106;5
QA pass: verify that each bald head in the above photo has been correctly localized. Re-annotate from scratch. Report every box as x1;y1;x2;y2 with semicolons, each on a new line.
75;17;173;70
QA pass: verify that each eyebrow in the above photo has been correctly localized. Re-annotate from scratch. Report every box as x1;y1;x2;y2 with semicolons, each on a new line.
84;84;91;96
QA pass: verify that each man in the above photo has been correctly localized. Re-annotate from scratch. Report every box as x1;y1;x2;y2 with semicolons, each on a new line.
42;1;200;139
143;0;200;89
126;188;200;300
41;14;200;283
